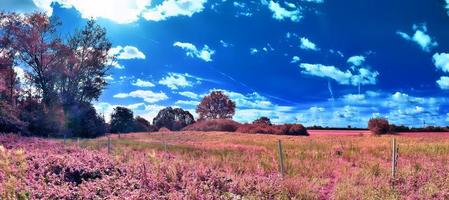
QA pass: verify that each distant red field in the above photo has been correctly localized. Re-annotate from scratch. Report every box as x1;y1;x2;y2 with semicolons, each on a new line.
308;130;449;136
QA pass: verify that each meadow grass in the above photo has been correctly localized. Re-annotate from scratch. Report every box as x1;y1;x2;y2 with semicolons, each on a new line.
73;131;449;199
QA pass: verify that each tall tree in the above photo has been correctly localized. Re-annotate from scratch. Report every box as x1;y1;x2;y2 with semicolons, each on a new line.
62;20;111;105
2;12;65;106
196;91;236;120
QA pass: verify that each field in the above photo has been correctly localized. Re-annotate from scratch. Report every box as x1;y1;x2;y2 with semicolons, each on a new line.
2;131;449;199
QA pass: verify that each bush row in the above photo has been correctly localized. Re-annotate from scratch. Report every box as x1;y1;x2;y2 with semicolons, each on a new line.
181;118;309;136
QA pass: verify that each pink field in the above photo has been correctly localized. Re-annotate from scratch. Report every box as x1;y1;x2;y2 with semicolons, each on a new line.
3;131;449;199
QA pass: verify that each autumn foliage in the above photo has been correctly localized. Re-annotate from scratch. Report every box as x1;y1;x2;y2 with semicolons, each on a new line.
196;91;236;120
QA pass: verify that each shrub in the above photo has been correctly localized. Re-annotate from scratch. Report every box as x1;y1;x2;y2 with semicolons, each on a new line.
253;117;272;126
66;103;107;138
368;117;390;135
110;107;134;133
196;91;236;120
19;99;65;137
133;116;157;132
153;107;195;131
237;124;275;134
283;124;309;136
389;124;410;133
0;102;27;134
237;123;308;136
182;119;240;132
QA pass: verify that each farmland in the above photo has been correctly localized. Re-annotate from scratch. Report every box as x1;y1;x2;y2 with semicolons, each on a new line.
2;131;449;199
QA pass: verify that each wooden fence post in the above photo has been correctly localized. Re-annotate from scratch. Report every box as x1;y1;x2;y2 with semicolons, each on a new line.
277;140;285;177
391;138;398;179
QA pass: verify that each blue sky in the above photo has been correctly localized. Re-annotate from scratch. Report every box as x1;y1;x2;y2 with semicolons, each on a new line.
4;0;449;127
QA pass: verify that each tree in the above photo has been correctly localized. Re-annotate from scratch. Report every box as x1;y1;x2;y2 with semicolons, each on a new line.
110;107;134;133
133;116;156;132
153;107;195;131
2;12;65;106
1;12;112;137
368;117;390;135
253;117;272;126
196;91;236;120
62;20;112;105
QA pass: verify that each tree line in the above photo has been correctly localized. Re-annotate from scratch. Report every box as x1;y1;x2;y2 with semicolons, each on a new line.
0;12;111;137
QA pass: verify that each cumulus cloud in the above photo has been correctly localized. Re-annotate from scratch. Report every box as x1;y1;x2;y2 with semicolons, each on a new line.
268;0;302;22
397;24;438;52
143;0;207;21
299;37;318;51
433;53;449;73
27;0;207;23
173;42;215;62
32;0;152;24
109;45;146;60
132;79;155;87
113;90;168;103
437;76;449;90
291;56;300;63
158;73;201;90
299;63;379;86
347;55;365;66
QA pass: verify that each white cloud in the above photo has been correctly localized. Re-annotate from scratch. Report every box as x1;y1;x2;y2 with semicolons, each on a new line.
347;55;365;66
397;24;438;52
220;40;232;47
33;0;152;24
13;66;26;84
300;37;318;51
299;63;379;86
433;53;449;73
159;73;200;90
309;106;325;113
268;0;302;22
173;42;215;62
104;75;114;81
143;0;207;21
30;0;207;23
437;76;449;90
291;56;300;63
446;0;449;16
132;78;155;87
178;91;199;99
113;90;168;103
342;94;366;103
109;45;146;60
249;48;259;55
94;102;165;122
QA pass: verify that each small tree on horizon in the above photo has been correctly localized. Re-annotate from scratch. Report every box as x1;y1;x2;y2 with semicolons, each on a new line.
253;117;272;126
196;91;236;120
110;106;134;133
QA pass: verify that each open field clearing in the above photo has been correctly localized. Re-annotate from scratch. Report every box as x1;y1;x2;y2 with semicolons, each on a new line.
1;131;449;199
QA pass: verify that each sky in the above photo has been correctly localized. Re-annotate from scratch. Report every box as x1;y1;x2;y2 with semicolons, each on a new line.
3;0;449;127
